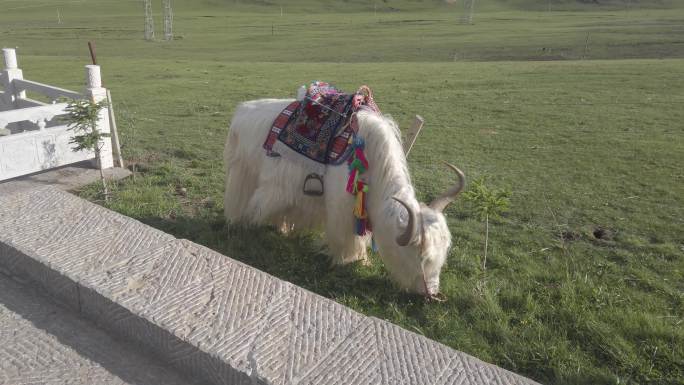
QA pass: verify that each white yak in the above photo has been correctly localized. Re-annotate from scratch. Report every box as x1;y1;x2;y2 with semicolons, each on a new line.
224;99;464;298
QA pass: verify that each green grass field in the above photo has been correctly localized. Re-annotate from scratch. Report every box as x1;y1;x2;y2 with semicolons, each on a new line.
2;1;683;384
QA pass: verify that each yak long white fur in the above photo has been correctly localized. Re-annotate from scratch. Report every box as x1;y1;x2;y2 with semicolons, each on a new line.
224;98;453;295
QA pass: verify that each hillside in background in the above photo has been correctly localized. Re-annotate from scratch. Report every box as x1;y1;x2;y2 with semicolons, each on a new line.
193;0;684;12
503;0;681;11
1;0;683;62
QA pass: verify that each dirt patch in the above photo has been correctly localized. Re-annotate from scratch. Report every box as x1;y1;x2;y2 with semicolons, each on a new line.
126;152;161;174
592;226;614;241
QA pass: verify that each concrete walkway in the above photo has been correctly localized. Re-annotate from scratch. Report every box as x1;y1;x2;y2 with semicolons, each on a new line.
8;161;131;191
0;182;540;385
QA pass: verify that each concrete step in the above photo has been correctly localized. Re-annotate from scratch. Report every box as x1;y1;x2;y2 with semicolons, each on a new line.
0;182;540;385
0;272;198;385
9;161;132;191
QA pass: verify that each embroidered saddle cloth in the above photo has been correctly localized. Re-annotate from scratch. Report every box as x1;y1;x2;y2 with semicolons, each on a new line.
263;81;379;174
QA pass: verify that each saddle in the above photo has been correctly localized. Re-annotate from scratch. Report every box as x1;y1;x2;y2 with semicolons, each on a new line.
263;81;380;195
263;82;379;168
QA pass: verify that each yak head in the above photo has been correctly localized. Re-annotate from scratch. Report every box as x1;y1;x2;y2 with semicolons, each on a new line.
381;164;465;301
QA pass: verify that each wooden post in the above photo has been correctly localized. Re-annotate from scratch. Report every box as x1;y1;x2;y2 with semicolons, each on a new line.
403;115;424;156
88;41;98;65
106;89;125;168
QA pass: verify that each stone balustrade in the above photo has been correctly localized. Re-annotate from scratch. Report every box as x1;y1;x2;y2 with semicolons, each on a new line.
0;48;114;180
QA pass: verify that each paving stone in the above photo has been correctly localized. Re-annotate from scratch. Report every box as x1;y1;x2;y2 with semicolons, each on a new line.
0;272;199;385
0;179;37;196
0;186;173;311
0;184;540;385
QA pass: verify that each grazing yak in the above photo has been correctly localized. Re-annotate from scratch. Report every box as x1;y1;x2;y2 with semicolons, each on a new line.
224;95;464;299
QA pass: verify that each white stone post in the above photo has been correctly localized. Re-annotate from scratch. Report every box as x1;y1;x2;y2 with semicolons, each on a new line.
85;64;114;169
1;48;26;110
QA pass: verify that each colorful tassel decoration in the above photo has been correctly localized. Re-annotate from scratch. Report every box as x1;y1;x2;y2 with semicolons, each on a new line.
346;168;357;193
346;135;371;236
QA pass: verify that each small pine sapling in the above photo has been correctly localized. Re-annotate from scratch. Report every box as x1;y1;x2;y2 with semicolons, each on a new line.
462;177;511;269
65;99;110;200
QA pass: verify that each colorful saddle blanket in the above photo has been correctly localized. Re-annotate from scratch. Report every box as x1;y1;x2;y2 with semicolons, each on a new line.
263;81;379;174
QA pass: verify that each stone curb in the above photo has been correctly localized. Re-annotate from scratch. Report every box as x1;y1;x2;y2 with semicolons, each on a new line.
0;185;540;385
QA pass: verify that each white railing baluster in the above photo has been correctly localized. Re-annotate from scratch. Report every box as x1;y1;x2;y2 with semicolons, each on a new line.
85;65;114;169
2;48;26;109
3;48;17;69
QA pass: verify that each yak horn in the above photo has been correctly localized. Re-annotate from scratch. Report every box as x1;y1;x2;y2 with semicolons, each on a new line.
392;196;419;247
429;162;466;213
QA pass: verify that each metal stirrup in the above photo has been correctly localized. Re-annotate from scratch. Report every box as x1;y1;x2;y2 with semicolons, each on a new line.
303;173;324;196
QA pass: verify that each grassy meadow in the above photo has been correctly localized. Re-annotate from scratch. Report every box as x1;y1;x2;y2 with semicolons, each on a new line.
1;1;683;384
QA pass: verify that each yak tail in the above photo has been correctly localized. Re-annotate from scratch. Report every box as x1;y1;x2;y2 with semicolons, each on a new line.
223;124;257;223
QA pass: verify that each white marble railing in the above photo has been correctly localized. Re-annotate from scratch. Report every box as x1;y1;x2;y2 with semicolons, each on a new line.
0;90;7;112
0;48;84;116
0;103;69;132
15;97;47;108
0;48;114;180
13;78;83;104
